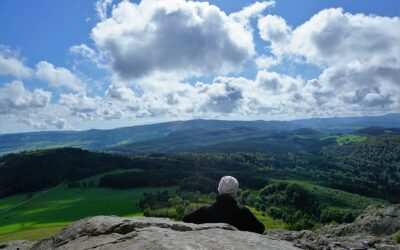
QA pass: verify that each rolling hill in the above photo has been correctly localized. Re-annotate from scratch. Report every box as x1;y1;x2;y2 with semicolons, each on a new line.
1;113;400;155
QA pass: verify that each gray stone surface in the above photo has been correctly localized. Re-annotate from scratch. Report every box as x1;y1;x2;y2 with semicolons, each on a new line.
3;205;399;250
265;205;400;250
321;204;400;237
15;216;301;250
0;240;35;250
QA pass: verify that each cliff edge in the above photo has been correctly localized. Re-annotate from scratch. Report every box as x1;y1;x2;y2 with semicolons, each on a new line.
4;216;300;250
2;204;399;250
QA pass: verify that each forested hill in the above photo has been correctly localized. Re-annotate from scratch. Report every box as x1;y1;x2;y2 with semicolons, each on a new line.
1;113;400;155
0;148;133;197
1;128;400;202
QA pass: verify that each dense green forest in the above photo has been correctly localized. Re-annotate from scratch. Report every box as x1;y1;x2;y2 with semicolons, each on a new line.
0;148;134;197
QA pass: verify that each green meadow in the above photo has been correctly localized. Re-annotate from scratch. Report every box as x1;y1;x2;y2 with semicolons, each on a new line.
320;134;368;145
0;186;170;242
336;135;368;145
0;185;291;242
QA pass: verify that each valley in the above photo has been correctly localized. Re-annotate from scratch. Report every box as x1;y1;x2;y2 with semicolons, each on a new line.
0;117;399;242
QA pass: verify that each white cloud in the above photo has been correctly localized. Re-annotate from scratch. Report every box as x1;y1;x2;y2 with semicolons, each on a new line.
255;55;280;69
5;5;400;133
291;9;400;67
0;49;32;78
0;81;51;114
106;83;138;102
196;79;244;114
19;117;67;130
256;70;302;94
59;93;99;119
102;71;309;119
90;0;259;79
48;118;68;129
70;44;102;65
36;61;85;92
260;8;400;67
258;14;292;55
230;1;275;26
314;61;400;108
96;0;114;21
257;8;400;113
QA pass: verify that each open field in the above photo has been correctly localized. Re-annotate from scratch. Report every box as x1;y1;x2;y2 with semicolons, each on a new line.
0;185;291;242
0;186;171;242
336;135;368;145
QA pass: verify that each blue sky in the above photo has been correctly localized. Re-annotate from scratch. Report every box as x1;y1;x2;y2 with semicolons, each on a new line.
0;0;400;133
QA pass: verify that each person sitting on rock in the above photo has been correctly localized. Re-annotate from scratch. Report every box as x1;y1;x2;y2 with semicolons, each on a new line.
182;176;265;234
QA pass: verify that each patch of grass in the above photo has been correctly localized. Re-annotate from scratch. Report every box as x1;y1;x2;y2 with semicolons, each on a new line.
393;231;400;244
336;135;367;145
0;186;172;242
0;195;27;212
249;207;288;229
146;207;178;218
0;223;66;242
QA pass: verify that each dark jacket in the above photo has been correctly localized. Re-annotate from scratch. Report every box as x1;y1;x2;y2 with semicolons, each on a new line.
182;194;265;234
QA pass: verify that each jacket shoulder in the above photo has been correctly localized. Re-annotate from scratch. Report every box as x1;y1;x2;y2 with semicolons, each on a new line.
238;206;265;234
182;206;210;224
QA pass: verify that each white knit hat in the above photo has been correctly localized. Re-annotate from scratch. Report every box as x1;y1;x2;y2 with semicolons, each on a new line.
217;176;239;195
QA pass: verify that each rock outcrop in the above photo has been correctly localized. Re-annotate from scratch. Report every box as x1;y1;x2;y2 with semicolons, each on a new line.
266;204;400;250
3;216;301;250
3;205;399;250
0;240;35;250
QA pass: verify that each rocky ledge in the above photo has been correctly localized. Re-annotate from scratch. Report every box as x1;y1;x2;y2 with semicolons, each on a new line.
266;204;400;250
2;205;399;250
2;216;300;250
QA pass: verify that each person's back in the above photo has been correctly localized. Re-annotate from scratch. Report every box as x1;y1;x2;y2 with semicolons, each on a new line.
182;176;265;234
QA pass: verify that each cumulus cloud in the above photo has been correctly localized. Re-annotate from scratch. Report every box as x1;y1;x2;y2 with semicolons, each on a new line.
106;83;138;102
98;72;310;119
69;44;104;66
19;117;67;130
257;8;400;113
256;70;302;94
230;1;275;26
258;14;292;55
36;61;85;92
314;61;400;108
291;9;400;67
6;4;400;133
59;93;99;119
48;118;68;129
0;49;32;78
259;8;400;67
90;0;262;79
0;81;51;114
255;55;280;69
96;0;114;20
196;79;244;114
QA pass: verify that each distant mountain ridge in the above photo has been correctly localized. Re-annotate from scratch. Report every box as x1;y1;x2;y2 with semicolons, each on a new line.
1;113;400;155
